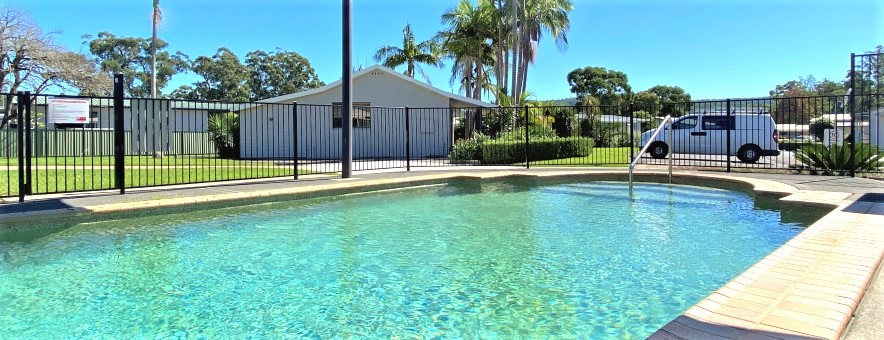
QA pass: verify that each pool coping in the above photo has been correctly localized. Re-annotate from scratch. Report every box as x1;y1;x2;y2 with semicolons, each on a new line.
1;169;881;339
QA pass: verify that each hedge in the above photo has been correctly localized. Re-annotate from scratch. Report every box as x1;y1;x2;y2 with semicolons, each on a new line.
479;137;593;164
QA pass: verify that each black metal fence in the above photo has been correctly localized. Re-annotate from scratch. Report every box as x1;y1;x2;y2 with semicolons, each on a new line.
3;66;883;200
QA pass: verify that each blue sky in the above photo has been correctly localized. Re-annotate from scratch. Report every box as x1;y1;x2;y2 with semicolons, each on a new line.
10;0;883;101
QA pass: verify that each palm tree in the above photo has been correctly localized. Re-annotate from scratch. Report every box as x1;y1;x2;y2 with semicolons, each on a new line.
373;24;443;84
151;0;162;98
440;0;496;101
515;0;572;99
439;0;571;105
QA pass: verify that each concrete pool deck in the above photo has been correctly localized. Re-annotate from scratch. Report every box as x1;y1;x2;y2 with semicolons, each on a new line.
0;168;881;339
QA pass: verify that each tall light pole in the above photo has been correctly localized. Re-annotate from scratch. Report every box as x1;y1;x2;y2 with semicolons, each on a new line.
341;0;353;178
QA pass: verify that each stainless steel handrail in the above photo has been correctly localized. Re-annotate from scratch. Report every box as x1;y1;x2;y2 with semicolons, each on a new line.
629;115;673;192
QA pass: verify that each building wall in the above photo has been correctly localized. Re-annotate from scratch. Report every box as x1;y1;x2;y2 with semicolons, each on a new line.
91;102;209;154
240;72;456;159
239;104;452;159
93;109;208;133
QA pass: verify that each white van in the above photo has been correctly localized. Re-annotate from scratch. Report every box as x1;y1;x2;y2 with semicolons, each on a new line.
639;113;780;163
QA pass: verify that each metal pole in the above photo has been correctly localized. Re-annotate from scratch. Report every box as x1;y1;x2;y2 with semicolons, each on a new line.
726;99;732;173
524;105;530;168
16;92;25;202
113;74;126;194
667;118;673;184
849;53;856;177
341;0;353;178
23;92;32;195
293;102;299;180
405;107;411;171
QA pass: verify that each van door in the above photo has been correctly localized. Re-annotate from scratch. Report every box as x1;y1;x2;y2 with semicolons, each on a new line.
700;116;734;155
669;115;699;154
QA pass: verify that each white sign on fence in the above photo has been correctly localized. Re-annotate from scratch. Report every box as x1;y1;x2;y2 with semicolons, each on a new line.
48;98;90;124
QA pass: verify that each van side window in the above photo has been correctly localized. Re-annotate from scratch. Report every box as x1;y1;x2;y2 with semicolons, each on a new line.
672;116;697;129
702;116;735;130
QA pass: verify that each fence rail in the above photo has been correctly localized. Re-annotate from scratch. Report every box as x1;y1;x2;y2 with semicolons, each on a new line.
2;65;883;200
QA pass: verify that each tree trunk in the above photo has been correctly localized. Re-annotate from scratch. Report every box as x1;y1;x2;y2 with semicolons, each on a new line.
519;38;529;98
151;43;157;97
502;48;509;100
509;0;519;105
463;62;473;99
475;61;484;100
519;48;529;98
151;3;159;98
495;0;505;103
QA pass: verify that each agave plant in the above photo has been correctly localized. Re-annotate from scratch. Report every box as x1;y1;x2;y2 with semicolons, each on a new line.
795;143;883;175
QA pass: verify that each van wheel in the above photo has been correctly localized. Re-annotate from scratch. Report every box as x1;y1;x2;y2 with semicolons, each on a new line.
737;145;762;163
649;142;668;159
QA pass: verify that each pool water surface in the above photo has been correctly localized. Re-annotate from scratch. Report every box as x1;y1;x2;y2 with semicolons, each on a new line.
0;180;810;338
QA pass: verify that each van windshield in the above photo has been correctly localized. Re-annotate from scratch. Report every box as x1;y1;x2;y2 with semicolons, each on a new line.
672;116;697;129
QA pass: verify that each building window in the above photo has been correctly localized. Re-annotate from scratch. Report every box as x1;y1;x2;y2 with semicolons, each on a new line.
332;102;371;128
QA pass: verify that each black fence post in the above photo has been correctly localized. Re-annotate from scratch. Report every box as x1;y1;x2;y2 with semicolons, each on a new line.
293;101;299;180
849;53;856;178
726;99;732;173
113;74;125;194
16;92;25;202
405;106;411;171
524;105;530;168
23;91;32;195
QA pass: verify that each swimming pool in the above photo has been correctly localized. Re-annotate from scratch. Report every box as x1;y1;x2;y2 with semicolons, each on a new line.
0;179;814;338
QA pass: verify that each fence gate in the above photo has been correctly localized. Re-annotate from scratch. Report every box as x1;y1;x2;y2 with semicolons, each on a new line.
1;91;121;201
849;51;883;176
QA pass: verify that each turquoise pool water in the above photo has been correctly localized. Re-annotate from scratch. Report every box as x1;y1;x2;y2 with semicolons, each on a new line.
0;180;809;338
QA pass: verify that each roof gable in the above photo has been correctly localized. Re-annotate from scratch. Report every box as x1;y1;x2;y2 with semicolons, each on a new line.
259;65;496;107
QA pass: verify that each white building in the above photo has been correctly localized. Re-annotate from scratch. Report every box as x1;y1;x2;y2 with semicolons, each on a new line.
239;65;495;159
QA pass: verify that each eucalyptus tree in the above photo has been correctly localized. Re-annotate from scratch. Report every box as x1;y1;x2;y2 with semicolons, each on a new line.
373;24;443;84
189;48;251;102
0;6;109;128
245;49;324;100
87;32;188;97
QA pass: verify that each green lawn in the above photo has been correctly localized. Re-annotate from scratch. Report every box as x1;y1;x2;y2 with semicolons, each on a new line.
1;167;308;197
529;147;636;167
0;155;281;167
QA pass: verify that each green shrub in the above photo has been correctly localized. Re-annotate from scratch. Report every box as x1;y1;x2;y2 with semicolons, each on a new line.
479;137;593;164
498;125;556;141
208;112;240;159
795;143;883;175
448;138;480;161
